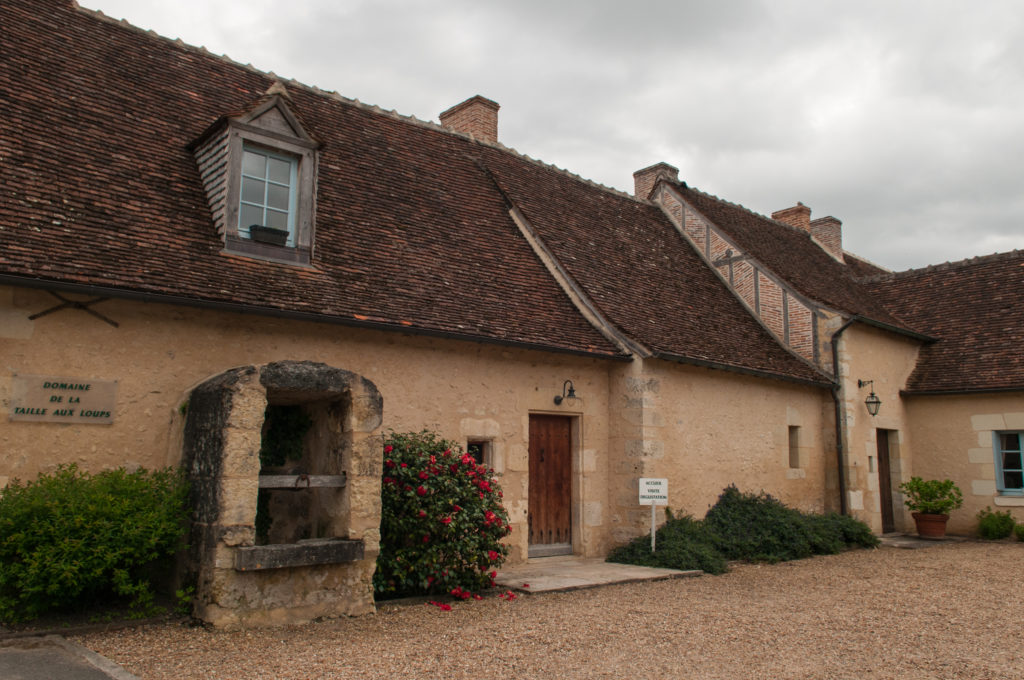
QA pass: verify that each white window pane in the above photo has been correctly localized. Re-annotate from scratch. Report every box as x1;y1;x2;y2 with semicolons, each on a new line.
241;177;265;204
265;209;288;229
267;157;291;184
267;183;290;210
242;150;266;177
240;204;263;229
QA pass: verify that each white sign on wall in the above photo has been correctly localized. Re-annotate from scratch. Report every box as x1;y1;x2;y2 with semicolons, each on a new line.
639;477;668;506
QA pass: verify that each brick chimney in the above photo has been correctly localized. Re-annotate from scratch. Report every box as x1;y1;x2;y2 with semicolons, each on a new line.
439;95;499;143
773;203;844;261
633;162;679;199
810;216;844;261
771;203;811;231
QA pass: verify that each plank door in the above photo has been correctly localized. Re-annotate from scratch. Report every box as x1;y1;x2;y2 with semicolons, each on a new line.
876;429;895;533
528;414;572;557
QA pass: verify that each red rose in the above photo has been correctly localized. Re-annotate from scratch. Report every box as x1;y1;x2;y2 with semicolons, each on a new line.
416;486;427;496
441;516;452;525
384;445;393;453
418;510;427;518
418;471;429;480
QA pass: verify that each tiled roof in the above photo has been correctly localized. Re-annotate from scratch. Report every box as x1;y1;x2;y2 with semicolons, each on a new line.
674;185;914;332
476;150;829;385
864;251;1024;393
0;0;829;385
1;0;620;357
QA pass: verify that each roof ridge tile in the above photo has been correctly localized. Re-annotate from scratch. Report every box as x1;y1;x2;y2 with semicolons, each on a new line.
868;248;1024;282
683;185;815;238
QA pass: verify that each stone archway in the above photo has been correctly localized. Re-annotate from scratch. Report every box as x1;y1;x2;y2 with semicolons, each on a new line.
182;361;383;628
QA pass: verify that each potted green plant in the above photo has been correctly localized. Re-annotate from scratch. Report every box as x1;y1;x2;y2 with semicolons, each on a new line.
898;477;963;538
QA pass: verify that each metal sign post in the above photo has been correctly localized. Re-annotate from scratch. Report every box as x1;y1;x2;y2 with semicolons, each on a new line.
638;478;668;552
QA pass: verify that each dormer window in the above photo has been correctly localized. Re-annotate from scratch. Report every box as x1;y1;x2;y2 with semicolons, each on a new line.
190;89;319;265
240;145;298;246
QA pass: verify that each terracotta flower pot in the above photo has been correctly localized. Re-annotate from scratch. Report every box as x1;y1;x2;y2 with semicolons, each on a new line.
912;512;949;539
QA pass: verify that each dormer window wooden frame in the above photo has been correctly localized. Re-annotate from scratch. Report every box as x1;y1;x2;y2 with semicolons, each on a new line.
191;95;319;266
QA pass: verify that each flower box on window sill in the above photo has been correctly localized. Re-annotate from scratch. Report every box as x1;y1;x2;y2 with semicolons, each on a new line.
249;225;289;246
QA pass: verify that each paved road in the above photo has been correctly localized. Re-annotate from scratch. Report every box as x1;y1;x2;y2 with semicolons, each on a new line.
0;636;137;680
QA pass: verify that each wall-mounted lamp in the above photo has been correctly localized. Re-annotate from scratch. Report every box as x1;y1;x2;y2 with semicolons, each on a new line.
554;379;577;405
858;379;881;417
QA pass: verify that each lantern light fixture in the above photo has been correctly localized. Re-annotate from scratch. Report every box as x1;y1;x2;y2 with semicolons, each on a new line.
858;379;882;417
554;379;577;405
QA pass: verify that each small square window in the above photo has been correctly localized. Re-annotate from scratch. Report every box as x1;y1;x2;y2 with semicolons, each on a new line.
467;440;491;466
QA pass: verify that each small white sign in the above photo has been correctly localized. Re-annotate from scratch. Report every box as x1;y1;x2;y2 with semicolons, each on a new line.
639;477;668;506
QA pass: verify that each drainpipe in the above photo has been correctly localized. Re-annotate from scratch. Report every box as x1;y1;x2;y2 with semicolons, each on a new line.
830;317;858;516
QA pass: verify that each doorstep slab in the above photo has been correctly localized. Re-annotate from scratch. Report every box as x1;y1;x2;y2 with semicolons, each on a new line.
878;533;970;549
495;556;700;593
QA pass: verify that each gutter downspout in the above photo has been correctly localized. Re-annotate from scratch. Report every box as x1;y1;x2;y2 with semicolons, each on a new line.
830;317;858;516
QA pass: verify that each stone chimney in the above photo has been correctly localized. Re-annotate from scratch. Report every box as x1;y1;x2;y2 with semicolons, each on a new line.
771;203;811;231
633;162;679;199
439;95;499;143
810;216;844;261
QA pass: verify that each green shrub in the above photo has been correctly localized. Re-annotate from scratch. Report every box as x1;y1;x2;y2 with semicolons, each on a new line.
607;486;878;573
704;486;812;562
977;507;1015;540
1014;523;1024;542
0;464;189;623
897;477;963;515
374;431;511;600
606;510;727;574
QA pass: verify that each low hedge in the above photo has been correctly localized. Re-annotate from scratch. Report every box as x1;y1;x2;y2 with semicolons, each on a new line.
0;464;189;623
977;507;1016;540
608;485;878;573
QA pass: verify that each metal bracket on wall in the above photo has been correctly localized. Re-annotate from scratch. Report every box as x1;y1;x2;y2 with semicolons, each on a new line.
29;291;119;327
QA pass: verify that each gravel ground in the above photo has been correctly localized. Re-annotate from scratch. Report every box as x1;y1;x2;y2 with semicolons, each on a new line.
76;542;1023;679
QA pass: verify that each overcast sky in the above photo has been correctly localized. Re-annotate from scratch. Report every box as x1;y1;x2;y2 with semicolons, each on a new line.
82;0;1023;271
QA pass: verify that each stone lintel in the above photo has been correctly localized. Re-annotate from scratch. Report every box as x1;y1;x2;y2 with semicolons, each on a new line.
234;538;364;571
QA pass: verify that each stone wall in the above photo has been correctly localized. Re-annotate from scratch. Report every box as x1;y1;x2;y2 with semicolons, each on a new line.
182;361;382;628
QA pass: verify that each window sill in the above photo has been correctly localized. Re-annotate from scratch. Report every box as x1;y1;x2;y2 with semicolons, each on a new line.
993;495;1024;507
224;235;310;266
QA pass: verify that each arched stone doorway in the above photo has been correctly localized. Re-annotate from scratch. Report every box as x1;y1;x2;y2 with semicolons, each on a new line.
182;361;383;628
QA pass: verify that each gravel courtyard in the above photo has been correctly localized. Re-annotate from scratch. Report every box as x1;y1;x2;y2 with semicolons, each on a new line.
77;542;1022;679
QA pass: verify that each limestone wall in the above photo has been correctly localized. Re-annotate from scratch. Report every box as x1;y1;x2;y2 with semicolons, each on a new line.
833;324;922;532
0;285;610;565
605;358;832;546
905;392;1024;534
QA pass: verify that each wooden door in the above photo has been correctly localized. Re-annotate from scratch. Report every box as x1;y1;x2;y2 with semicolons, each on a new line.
876;430;895;533
528;414;572;557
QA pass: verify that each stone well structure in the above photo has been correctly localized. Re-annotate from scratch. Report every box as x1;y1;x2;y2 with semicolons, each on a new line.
182;361;383;628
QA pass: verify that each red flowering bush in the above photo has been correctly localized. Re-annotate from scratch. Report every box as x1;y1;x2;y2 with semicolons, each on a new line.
374;431;512;600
